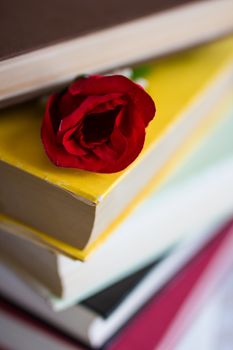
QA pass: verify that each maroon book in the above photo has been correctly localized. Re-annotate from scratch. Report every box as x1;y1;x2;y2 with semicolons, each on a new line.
0;0;232;107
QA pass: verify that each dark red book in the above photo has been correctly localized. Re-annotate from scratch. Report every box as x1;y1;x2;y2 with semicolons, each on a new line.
0;0;232;107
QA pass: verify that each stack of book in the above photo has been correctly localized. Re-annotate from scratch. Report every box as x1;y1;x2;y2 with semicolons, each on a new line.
0;1;233;349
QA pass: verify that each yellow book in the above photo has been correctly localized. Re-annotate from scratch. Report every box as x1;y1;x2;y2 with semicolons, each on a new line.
0;37;233;260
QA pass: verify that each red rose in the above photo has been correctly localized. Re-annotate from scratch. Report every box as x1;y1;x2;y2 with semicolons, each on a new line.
41;75;156;173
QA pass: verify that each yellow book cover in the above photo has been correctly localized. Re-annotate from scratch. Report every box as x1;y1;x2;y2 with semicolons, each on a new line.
0;37;233;259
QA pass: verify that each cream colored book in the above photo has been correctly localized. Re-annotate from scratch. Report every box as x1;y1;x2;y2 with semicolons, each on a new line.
1;0;233;107
1;99;233;300
0;37;233;259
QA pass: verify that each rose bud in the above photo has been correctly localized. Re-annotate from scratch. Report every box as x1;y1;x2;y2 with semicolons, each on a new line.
41;75;156;173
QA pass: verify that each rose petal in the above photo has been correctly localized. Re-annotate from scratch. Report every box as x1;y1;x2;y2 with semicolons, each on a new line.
80;105;124;148
57;93;125;138
62;128;88;157
41;74;156;173
93;143;121;163
41;95;60;155
58;91;86;118
70;75;155;126
106;119;145;173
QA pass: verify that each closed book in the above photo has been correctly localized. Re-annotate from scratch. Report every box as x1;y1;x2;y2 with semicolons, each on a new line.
0;299;85;350
0;225;220;348
1;101;233;300
107;219;233;350
1;0;232;106
1;38;233;259
1;218;233;349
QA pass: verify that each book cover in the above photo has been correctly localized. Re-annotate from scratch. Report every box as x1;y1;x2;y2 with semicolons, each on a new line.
1;102;233;303
0;37;233;259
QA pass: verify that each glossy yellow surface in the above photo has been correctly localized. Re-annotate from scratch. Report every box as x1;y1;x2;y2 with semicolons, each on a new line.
1;90;232;260
0;37;232;203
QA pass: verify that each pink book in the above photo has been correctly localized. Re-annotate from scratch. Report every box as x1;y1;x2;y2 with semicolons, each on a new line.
108;220;233;350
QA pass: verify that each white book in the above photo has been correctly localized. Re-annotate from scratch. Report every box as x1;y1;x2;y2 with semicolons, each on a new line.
0;306;83;350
